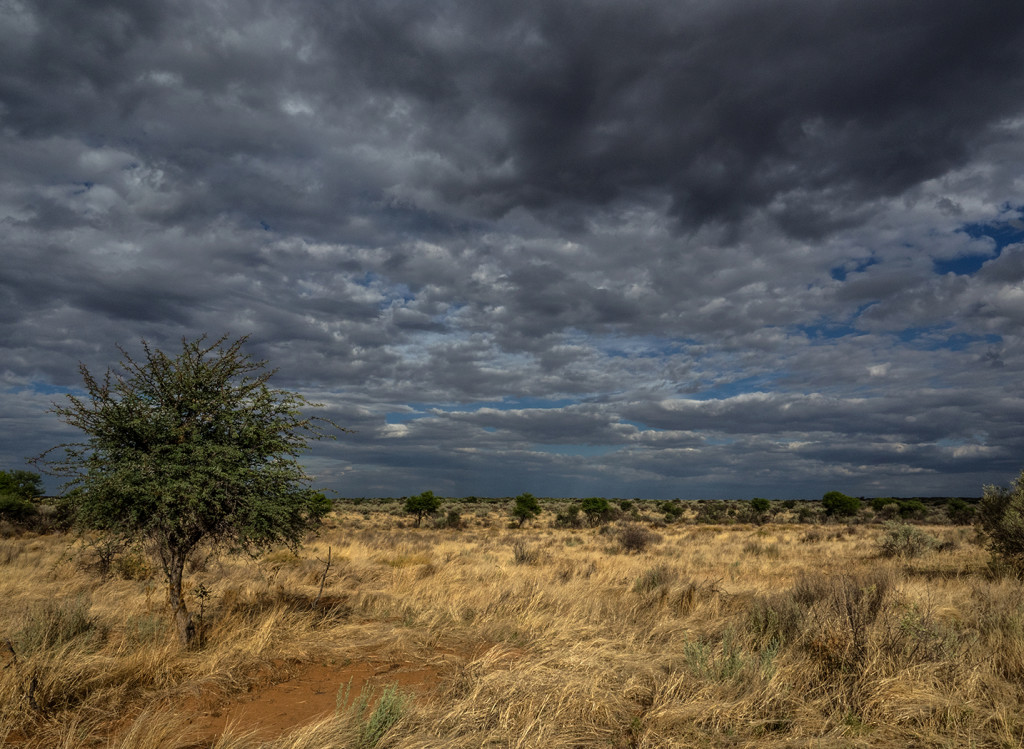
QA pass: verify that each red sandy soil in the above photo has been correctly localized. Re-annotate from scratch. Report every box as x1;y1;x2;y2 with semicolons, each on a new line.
185;657;441;743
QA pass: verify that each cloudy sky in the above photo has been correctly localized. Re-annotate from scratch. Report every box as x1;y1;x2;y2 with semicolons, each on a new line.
3;0;1024;499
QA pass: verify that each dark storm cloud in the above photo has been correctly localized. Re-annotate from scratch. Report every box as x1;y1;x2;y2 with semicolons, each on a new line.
3;0;1024;497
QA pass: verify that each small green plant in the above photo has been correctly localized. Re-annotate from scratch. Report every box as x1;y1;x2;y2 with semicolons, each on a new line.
336;680;410;748
750;497;771;514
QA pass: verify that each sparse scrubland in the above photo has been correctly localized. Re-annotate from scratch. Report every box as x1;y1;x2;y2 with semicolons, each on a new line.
2;499;1023;748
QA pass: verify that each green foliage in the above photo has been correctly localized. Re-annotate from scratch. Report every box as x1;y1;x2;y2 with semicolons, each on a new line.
404;490;441;527
822;490;861;517
978;471;1024;572
511;492;541;527
0;469;43;499
36;334;338;645
897;499;927;519
661;500;685;521
878;521;937;558
871;497;898;512
946;498;975;525
580;496;612;525
554;504;582;528
750;497;771;514
443;509;462;529
0;493;39;524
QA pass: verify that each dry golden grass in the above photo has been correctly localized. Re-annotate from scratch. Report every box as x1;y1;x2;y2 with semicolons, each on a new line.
1;505;1022;748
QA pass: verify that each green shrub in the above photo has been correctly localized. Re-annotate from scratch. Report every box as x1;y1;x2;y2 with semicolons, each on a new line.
511;493;541;527
946;498;975;525
750;497;771;514
404;491;441;527
554;505;583;528
661;501;685;521
581;497;612;525
977;471;1024;573
822;491;861;517
878;521;937;558
0;493;38;524
871;497;898;512
897;499;927;520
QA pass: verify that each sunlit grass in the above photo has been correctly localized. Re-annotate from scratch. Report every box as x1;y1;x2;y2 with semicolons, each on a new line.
0;504;1020;747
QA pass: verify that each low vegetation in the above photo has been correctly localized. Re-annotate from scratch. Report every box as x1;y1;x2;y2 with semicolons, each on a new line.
2;492;1023;748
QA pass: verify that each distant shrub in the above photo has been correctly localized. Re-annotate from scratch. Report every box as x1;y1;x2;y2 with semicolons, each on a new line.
750;498;771;514
946;498;975;525
878;521;937;558
581;497;612;525
618;499;633;512
871;497;898;512
554;505;583;528
443;510;462;529
0;494;38;524
695;501;727;524
404;491;441;527
511;493;541;528
618;523;661;553
897;499;927;520
661;501;685;521
822;491;861;517
780;499;797;510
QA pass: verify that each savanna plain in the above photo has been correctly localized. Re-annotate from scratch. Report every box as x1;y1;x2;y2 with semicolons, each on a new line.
2;499;1022;748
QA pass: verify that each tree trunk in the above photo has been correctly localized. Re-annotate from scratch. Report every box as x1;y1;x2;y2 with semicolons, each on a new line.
166;548;196;647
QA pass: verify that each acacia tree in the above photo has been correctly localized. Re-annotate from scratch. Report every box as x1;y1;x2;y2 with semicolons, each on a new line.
37;335;339;646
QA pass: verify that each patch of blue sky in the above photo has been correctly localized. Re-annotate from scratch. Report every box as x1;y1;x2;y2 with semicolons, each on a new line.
13;381;85;397
797;321;863;341
619;418;657;432
593;334;698;360
689;374;777;401
936;210;1024;276
830;256;879;281
894;327;1000;351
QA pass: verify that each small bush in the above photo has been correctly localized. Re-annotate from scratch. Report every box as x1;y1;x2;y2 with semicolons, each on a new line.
878;521;937;558
617;523;661;553
512;541;539;565
554;505;583;528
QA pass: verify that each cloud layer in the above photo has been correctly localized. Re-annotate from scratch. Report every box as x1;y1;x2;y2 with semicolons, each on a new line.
3;0;1024;497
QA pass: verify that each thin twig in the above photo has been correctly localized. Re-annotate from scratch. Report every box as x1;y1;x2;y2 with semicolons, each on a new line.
313;546;332;608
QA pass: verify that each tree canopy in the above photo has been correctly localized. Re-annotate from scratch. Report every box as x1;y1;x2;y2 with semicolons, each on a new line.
37;334;340;645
